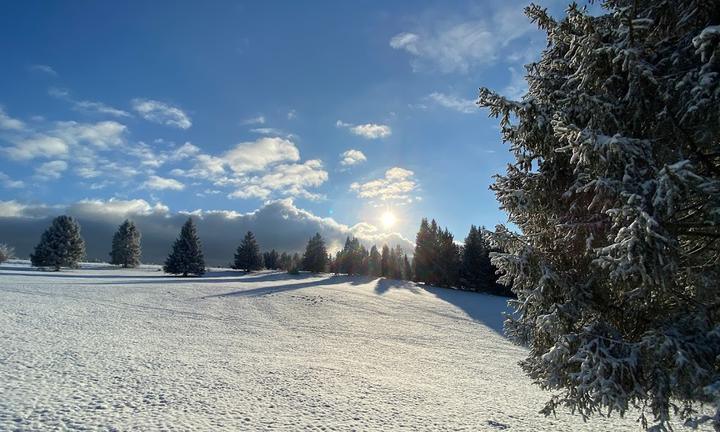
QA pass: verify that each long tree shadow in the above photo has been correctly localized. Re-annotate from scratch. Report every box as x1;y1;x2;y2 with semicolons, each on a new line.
205;274;372;298
373;278;511;336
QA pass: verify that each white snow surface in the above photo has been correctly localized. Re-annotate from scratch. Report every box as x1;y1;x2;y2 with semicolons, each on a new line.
0;261;663;431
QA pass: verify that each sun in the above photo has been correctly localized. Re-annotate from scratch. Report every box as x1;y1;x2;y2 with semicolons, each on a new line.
381;211;397;229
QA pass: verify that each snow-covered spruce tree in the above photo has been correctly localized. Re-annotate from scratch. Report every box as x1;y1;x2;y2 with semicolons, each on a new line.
109;219;141;268
479;2;720;429
301;232;328;273
163;218;205;277
0;243;14;264
234;231;263;272
30;215;86;270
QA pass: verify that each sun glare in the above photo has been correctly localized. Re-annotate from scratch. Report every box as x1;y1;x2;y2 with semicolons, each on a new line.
381;211;396;229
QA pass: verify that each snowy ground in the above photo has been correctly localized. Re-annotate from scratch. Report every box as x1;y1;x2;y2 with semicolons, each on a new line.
0;261;691;431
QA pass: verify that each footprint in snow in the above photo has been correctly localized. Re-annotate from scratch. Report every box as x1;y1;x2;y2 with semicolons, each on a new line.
487;420;509;429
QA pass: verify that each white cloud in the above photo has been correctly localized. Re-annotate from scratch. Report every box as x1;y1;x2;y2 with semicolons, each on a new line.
49;88;130;118
427;92;477;113
3;135;68;160
224;137;300;173
241;115;265;125
0;172;24;189
228;185;272;200
336;120;391;139
250;127;285;135
340;149;367;166
53;121;126;149
132;99;192;129
389;4;536;73
29;64;57;76
350;167;419;204
0;107;25;130
70;198;169;220
287;109;297;120
143;175;185;191
35;160;68;180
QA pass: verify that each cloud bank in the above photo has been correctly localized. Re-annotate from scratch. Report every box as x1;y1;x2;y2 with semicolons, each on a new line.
0;198;414;266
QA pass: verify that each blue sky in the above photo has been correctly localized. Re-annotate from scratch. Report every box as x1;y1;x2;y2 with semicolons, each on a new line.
0;0;565;244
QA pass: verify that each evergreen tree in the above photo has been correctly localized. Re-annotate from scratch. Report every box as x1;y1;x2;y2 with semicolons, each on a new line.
402;254;413;281
302;233;328;273
391;245;404;279
380;244;391;277
479;2;720;428
460;225;492;291
30;215;86;270
234;231;263;272
163;218;205;276
413;218;436;283
263;249;279;270
336;237;370;275
368;245;381;277
278;252;292;271
436;228;460;287
109;219;142;268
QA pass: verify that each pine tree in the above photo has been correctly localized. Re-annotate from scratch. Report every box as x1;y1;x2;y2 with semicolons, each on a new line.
301;232;328;273
278;252;292;271
436;228;460;287
461;225;492;291
391;245;404;279
109;219;142;268
263;249;279;269
368;245;381;277
163;218;205;276
413;218;437;284
402;254;413;281
338;237;366;275
380;244;391;277
234;231;263;272
479;2;720;429
30;215;86;270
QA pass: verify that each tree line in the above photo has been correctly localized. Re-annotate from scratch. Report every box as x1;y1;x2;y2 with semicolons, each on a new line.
15;214;508;296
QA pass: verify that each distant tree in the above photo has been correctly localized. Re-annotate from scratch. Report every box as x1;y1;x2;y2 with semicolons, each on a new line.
402;254;413;281
109;219;142;268
413;218;436;283
478;1;720;428
380;244;391;277
288;252;302;274
163;218;205;276
234;231;263;272
368;245;381;277
302;233;328;273
460;225;492;291
30;215;86;270
0;243;15;264
263;249;279;270
278;252;292;271
436;228;460;287
338;237;367;275
391;245;404;279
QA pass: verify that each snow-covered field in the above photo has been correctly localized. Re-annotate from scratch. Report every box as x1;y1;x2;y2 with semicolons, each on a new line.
0;261;667;431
